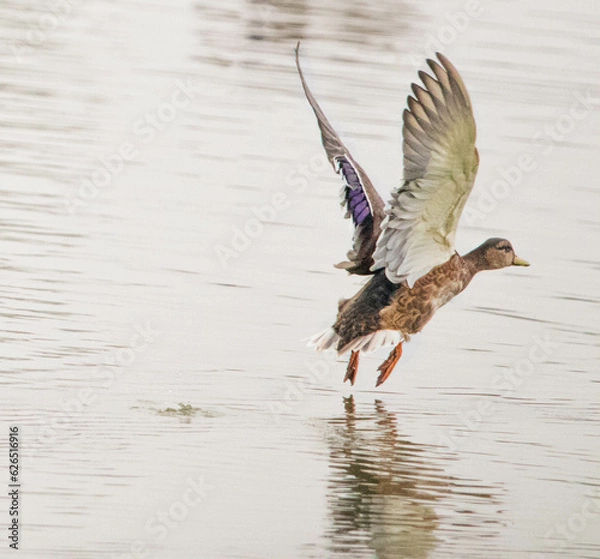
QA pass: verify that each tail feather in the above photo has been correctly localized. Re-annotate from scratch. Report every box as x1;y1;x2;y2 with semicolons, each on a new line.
308;327;402;356
307;327;341;352
338;330;402;355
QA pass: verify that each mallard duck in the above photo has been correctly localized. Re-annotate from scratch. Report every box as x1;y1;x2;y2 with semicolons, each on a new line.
295;44;530;387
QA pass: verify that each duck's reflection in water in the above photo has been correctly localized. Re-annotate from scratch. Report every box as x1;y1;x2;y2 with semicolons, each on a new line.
322;397;495;559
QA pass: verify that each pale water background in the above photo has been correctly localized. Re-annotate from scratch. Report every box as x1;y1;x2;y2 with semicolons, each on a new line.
0;0;600;557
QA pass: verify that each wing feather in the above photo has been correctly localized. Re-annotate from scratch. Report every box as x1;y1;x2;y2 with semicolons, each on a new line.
371;53;479;287
295;43;386;275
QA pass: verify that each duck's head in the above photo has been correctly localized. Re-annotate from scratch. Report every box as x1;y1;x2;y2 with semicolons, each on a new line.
470;238;530;271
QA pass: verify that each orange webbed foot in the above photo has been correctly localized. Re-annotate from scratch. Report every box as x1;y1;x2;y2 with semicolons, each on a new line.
376;342;403;387
344;350;360;385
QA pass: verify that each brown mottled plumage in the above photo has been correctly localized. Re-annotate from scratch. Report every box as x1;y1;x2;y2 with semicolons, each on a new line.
297;44;530;386
379;254;474;335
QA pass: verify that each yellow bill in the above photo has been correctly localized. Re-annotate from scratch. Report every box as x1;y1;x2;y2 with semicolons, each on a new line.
512;256;530;266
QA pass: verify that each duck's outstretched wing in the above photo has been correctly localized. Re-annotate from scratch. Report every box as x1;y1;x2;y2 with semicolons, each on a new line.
295;43;386;275
371;53;479;287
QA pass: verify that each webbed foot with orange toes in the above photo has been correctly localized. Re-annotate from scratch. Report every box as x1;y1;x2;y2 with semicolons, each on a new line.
344;350;360;385
376;342;403;387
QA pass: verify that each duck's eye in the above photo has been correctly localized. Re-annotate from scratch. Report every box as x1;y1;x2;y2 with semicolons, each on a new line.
502;246;511;252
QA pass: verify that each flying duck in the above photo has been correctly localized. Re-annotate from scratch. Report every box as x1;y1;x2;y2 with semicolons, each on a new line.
295;44;530;387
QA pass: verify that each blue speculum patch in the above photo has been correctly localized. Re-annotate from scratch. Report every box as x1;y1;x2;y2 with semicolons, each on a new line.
337;158;371;226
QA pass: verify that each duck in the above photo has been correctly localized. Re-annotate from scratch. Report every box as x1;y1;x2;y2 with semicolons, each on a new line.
295;44;530;387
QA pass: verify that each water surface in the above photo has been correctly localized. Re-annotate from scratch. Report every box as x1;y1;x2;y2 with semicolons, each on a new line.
1;0;600;557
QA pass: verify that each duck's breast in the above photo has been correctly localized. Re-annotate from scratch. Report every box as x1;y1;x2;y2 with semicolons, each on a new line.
379;255;473;335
